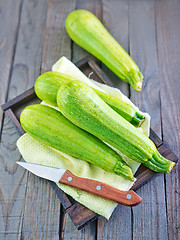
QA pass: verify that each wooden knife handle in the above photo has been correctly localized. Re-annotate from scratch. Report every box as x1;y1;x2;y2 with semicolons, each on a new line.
60;170;142;206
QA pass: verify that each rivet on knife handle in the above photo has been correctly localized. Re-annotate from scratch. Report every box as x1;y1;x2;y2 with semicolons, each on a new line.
60;170;142;206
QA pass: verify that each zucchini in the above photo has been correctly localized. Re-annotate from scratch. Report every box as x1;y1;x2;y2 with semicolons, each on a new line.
20;104;134;181
35;72;145;127
65;9;143;92
57;81;175;173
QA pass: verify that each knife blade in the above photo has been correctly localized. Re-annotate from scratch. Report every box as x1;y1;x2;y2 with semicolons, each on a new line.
17;162;142;206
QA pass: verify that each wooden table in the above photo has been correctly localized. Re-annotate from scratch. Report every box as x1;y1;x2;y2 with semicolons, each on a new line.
0;0;179;239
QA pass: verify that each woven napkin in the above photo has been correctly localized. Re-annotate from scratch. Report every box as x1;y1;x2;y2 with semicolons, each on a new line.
17;57;150;219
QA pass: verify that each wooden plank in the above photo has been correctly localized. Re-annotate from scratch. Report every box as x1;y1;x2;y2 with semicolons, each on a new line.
8;0;48;97
101;0;129;96
149;128;163;148
0;0;49;238
0;117;27;238
98;205;132;240
21;174;60;239
155;1;180;239
0;0;24;238
41;0;76;73
0;0;23;133
1;87;36;112
129;0;168;239
66;202;97;231
23;0;75;239
64;214;97;240
63;0;100;238
129;0;161;136
97;1;132;239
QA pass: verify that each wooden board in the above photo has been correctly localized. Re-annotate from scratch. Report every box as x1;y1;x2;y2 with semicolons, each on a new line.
0;0;50;239
1;57;178;230
155;1;180;238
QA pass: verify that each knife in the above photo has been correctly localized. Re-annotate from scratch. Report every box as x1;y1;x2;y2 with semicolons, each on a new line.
17;162;142;206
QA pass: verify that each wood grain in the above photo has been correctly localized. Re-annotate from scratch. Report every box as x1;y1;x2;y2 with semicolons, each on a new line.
1;0;179;238
63;1;100;238
97;205;132;240
0;0;49;238
155;1;180;239
0;0;23;134
0;117;27;238
64;214;97;240
41;0;76;73
34;0;76;238
101;0;130;96
60;170;142;206
129;0;168;239
8;0;48;98
0;0;25;238
21;0;76;238
21;174;60;239
129;0;161;136
97;1;132;239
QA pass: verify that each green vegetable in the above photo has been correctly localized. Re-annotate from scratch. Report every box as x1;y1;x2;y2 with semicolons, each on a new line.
94;89;145;127
57;80;175;173
65;9;143;92
20;104;134;181
35;71;145;127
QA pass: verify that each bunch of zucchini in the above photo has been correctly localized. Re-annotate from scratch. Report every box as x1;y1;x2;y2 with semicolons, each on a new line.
35;72;145;127
20;9;175;181
20;72;175;181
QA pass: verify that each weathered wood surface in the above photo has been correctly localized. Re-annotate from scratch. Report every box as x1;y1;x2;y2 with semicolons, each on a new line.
41;0;76;73
0;0;179;239
129;1;168;240
0;0;23;135
21;0;75;239
97;1;132;239
0;0;50;239
101;0;129;96
155;1;180;239
21;174;61;239
64;1;100;239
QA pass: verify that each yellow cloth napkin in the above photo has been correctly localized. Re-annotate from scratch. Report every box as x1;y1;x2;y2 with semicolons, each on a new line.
17;57;150;219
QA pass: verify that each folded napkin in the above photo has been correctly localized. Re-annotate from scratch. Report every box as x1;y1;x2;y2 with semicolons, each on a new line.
17;57;150;219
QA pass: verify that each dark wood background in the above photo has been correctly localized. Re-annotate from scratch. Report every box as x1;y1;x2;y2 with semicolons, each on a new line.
0;0;179;239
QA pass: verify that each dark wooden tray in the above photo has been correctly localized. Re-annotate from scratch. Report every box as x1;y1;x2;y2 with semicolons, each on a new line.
1;57;178;230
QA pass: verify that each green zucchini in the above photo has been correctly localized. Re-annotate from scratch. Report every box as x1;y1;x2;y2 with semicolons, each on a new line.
57;80;175;173
20;104;134;181
35;72;145;127
65;9;143;92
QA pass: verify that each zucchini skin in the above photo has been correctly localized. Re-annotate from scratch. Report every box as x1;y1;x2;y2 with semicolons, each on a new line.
20;104;134;181
35;72;144;127
57;81;175;173
57;81;155;163
65;10;143;92
35;72;76;106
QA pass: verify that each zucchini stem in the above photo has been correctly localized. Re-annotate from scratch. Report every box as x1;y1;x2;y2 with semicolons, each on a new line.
144;151;175;173
126;70;143;92
131;112;145;127
113;160;134;181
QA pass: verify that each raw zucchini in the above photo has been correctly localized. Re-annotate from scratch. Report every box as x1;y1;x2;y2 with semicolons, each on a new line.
20;104;134;181
57;81;175;173
35;72;145;127
65;9;143;91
